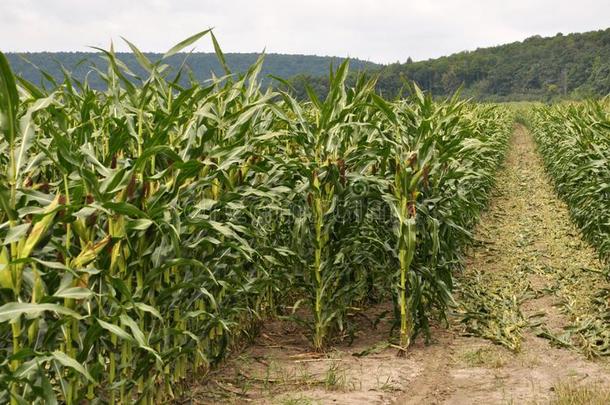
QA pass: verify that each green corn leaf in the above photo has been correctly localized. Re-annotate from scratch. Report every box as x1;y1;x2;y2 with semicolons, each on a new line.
121;36;154;72
0;52;19;146
3;223;30;245
163;28;212;59
50;351;95;383
0;303;84;322
103;202;149;219
53;286;93;299
97;319;134;344
210;30;231;75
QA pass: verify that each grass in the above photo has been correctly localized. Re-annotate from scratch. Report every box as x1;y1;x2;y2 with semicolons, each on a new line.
551;381;610;405
460;346;509;368
323;361;352;391
376;375;401;392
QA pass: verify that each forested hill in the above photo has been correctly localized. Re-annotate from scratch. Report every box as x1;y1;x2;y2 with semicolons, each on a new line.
6;27;610;101
4;52;380;89
291;27;610;101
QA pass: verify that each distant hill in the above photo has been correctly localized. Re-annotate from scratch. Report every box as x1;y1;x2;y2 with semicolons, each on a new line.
290;27;610;101
4;52;380;89
7;27;610;101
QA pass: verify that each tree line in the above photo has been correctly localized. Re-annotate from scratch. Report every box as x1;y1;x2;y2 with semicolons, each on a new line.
5;27;610;101
289;28;610;101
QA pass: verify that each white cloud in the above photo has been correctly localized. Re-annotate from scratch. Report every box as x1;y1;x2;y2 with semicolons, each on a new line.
0;0;608;63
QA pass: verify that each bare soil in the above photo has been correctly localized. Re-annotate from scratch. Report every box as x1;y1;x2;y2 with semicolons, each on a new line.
183;126;610;404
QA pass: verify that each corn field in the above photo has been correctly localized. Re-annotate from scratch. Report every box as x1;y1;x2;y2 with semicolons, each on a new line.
0;32;513;404
530;100;610;265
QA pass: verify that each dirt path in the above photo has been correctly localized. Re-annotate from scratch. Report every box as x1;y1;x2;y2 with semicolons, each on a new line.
185;126;610;404
394;125;610;404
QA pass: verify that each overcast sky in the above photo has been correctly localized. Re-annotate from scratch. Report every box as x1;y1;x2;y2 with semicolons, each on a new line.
1;0;609;64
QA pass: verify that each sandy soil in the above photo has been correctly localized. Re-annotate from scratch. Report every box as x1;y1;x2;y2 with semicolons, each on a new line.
182;126;610;404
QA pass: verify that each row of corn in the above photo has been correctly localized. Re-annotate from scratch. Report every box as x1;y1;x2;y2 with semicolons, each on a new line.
529;100;610;265
529;100;610;357
0;31;512;404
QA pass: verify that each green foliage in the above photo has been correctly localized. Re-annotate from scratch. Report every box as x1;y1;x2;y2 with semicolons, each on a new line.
383;28;610;100
290;28;610;101
11;27;610;103
530;100;610;265
0;32;512;403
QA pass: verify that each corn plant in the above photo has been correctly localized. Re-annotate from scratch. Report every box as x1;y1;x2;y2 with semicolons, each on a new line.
369;88;511;350
530;100;610;265
0;31;513;403
0;31;288;404
268;64;385;350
